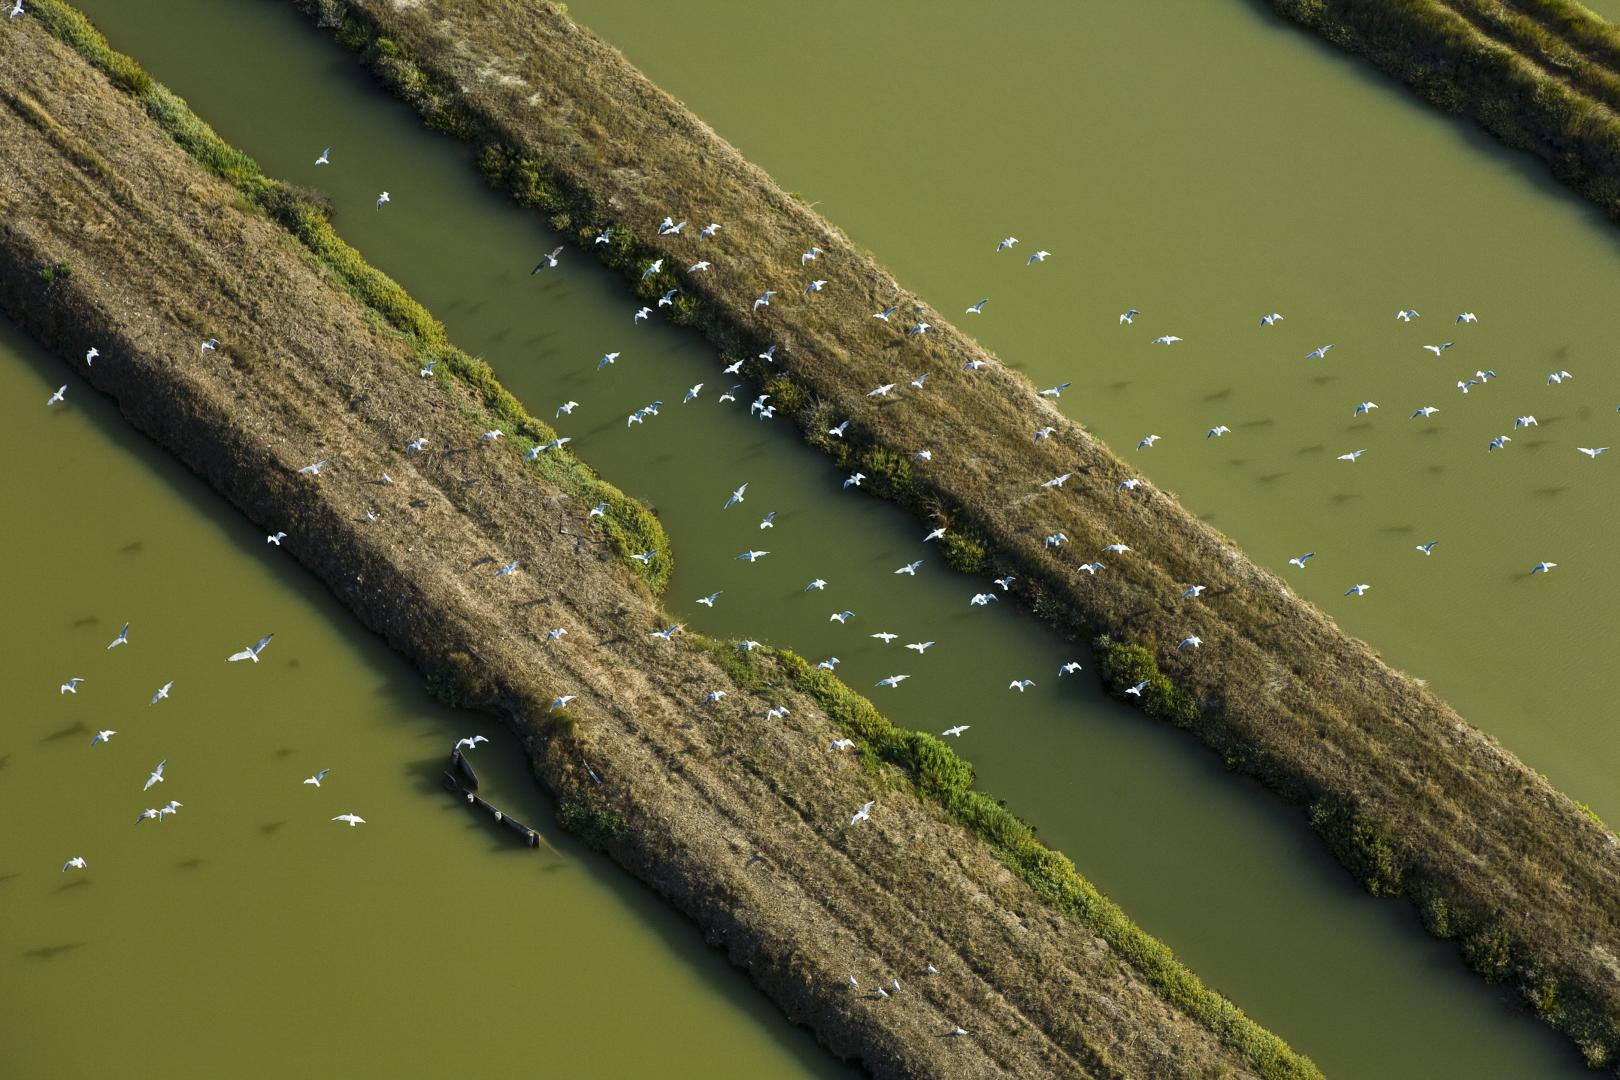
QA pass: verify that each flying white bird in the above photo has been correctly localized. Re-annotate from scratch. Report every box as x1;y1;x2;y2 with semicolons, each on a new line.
333;813;367;827
150;682;172;705
1416;541;1438;555
60;677;84;695
651;624;683;641
1304;344;1334;360
46;385;67;407
227;634;274;663
803;279;828;295
1207;425;1231;438
1137;434;1160;449
1396;309;1420;322
1102;543;1130;554
736;640;761;652
1118;478;1143;491
1259;313;1284;327
315;146;331;165
699;223;721;239
641;259;664;281
801;246;823;264
1411;406;1439;419
1008;679;1036;692
895;560;923;576
1178;636;1202;650
107;622;130;650
905;641;935;653
684;383;704;403
871;632;899;644
658;288;679;308
805;579;827;591
851;801;875;825
375;191;390;209
736;550;770;562
589;502;609;519
1488;435;1512;452
942;725;970;737
1151;335;1182;346
867;383;896;398
1345;583;1371;597
1288;552;1315;568
298;459;329;476
90;729;116;747
1119;309;1139;324
923;527;947;542
970;593;999;607
725;483;748;508
1078;561;1104;575
62;857;86;873
496;560;521;577
1578;446;1611;459
157;800;183;822
1059;661;1083;675
144;759;167;790
266;531;288;546
1043;473;1072;488
1039;383;1071;398
597;351;621;370
1125;680;1150;697
912;449;932;462
816;658;840;671
1514;416;1538;428
454;735;489;752
965;298;989;315
830;610;855;624
304;769;330;787
995;575;1016;590
829;738;855;751
549;695;576;712
1027;250;1050;265
909;373;928;390
1033;426;1056;441
1337;449;1367;462
873;305;899;321
876;675;910;688
907;322;931;337
85;347;99;366
843;473;865;489
1532;561;1558;574
634;307;652;322
696;591;722;607
1044;533;1067;548
1548;370;1573;385
200;338;220;353
687;261;711;273
1353;402;1378;416
1422;342;1454;356
531;247;563;274
997;237;1018;251
1456;312;1478;324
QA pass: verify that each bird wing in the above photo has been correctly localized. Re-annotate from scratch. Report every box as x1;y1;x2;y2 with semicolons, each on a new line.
227;649;254;662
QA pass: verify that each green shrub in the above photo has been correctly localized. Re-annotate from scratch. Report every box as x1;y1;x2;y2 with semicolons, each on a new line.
1309;799;1405;896
425;651;493;708
939;531;988;575
762;375;808;416
557;797;626;851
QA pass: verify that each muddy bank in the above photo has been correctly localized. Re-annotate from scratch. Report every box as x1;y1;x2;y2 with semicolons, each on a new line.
0;12;1313;1079
286;0;1620;1064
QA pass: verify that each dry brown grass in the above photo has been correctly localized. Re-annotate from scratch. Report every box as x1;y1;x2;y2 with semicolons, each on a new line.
0;14;1314;1078
289;0;1620;1065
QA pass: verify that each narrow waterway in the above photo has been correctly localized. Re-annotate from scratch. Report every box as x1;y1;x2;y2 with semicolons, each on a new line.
0;216;844;1079
19;0;1601;1076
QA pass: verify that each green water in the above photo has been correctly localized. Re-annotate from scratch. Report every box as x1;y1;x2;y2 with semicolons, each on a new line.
10;0;1606;1075
0;212;840;1078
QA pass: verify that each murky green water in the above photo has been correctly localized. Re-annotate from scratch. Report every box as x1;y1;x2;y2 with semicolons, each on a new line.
12;0;1609;1075
0;165;841;1080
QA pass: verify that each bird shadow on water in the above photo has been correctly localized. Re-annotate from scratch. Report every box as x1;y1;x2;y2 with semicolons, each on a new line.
120;540;143;555
70;614;100;629
1534;486;1567;498
23;942;84;960
54;879;89;895
40;720;88;744
260;820;288;837
175;858;205;871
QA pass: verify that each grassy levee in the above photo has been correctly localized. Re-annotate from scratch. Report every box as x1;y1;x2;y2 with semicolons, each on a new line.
283;0;1620;1066
1266;0;1620;222
0;8;1320;1077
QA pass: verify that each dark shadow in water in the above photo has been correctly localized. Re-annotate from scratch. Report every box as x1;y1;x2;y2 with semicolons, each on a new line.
260;820;288;836
1534;486;1568;498
1202;387;1233;402
41;720;89;744
120;540;144;554
176;858;205;870
1256;472;1287;484
23;942;85;960
0;873;18;886
54;879;89;894
70;615;100;629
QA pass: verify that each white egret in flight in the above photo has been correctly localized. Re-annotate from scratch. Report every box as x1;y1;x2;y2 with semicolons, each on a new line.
1531;561;1558;574
1151;335;1181;346
875;675;909;688
304;769;330;787
1125;681;1149;697
943;725;970;737
60;677;84;695
736;550;769;563
1456;311;1478;324
1137;434;1160;449
1337;449;1367;462
144;759;167;790
1578;446;1610;459
1259;313;1284;327
1396;309;1420;322
107;622;130;650
332;813;367;827
1411;406;1439;419
851;801;874;825
1345;584;1371;597
725;483;748;508
454;736;489;752
62;857;86;873
1008;679;1035;692
1027;250;1050;265
1417;541;1438;555
965;298;989;315
90;729;116;747
997;237;1018;251
46;385;66;407
1303;344;1334;359
150;682;172;705
531;247;563;274
375;191;390;209
1288;552;1315;568
315;146;331;165
1059;661;1083;675
1178;636;1202;650
1207;425;1231;438
85;347;99;366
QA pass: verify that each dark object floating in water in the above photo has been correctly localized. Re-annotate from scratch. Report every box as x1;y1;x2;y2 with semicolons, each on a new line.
450;748;479;791
442;767;539;847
